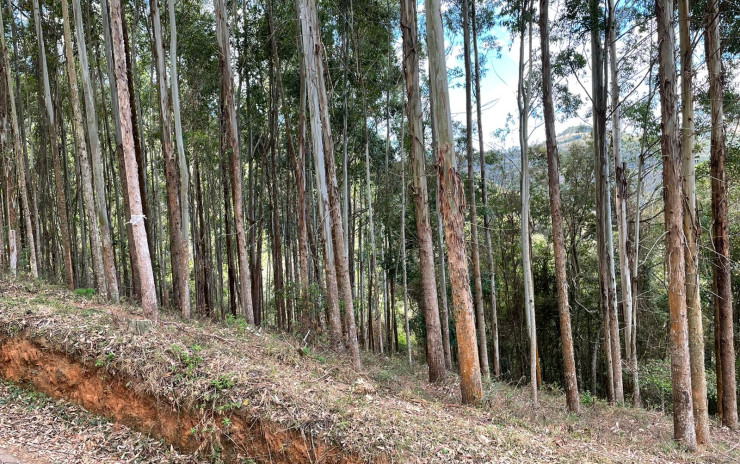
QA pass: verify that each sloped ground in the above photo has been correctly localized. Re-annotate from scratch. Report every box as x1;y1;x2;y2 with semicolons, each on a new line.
0;379;200;463
0;277;738;463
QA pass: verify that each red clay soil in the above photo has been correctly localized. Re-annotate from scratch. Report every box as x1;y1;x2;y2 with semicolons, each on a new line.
0;335;382;464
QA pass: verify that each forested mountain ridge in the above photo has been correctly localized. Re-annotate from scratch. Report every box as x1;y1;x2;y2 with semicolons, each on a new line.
0;0;739;459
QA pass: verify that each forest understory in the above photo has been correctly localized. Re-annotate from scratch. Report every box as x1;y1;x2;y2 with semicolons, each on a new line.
0;278;738;463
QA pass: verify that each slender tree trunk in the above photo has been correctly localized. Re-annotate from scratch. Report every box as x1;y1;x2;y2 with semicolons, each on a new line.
540;0;579;413
426;0;482;403
61;0;106;295
607;0;635;406
631;51;655;409
298;0;351;358
151;0;190;318
168;0;190;263
706;0;738;430
0;3;36;279
71;0;118;301
472;0;499;379
517;1;538;405
400;0;445;381
109;0;158;319
399;101;411;365
431;101;452;370
214;0;254;324
272;2;309;326
462;0;489;378
359;84;380;354
676;0;708;442
590;0;615;403
33;0;74;290
311;7;361;368
656;0;696;449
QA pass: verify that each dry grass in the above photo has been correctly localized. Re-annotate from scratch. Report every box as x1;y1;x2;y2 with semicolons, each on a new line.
0;379;202;463
0;277;738;463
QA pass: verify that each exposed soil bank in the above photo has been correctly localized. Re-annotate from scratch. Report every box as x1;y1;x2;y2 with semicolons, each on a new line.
0;335;375;464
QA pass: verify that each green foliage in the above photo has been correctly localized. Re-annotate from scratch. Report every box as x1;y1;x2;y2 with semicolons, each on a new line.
580;390;595;406
639;359;718;412
74;288;96;299
170;343;204;378
211;374;236;391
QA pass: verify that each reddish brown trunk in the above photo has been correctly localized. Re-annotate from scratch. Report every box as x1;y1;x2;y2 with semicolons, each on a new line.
426;0;482;402
400;0;445;382
109;0;158;319
151;0;190;318
214;0;254;324
707;0;738;430
656;0;696;449
540;0;579;413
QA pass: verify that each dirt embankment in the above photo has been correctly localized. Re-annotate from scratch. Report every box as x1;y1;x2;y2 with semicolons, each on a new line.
0;336;376;464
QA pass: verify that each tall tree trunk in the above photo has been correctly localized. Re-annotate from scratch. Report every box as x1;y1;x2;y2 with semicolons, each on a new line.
151;0;190;318
301;0;360;368
297;0;348;358
71;0;119;301
0;2;36;279
540;0;579;414
462;0;489;378
61;0;106;295
677;0;708;442
430;97;452;370
631;50;655;409
472;0;499;379
101;0;141;299
358;75;381;354
271;0;309;326
517;0;538;405
656;0;696;449
33;0;74;290
426;0;482;403
168;0;190;263
400;0;445;381
590;0;615;403
108;0;158;319
706;0;738;430
400;113;411;366
607;0;634;407
214;0;254;324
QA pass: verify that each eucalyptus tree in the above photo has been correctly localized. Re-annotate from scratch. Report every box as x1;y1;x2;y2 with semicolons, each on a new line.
108;0;158;319
540;0;579;414
401;0;445;381
472;0;499;378
606;0;633;406
677;0;708;442
707;0;738;430
71;0;119;301
61;0;106;296
152;0;191;318
462;0;489;378
426;0;482;403
656;0;696;449
298;0;361;368
0;2;35;279
516;0;538;405
32;0;74;290
169;0;190;266
214;0;254;323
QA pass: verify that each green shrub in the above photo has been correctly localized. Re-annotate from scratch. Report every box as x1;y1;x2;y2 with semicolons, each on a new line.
74;288;96;299
639;358;718;412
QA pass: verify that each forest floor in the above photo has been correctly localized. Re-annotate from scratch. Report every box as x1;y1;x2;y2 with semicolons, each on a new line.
0;278;738;463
